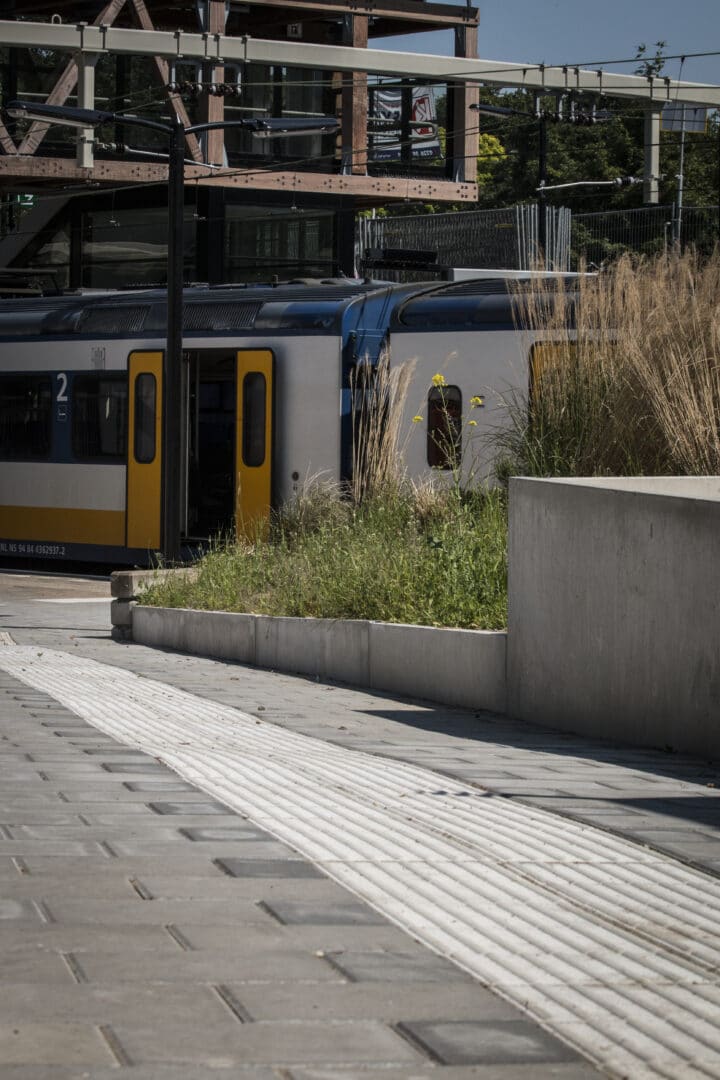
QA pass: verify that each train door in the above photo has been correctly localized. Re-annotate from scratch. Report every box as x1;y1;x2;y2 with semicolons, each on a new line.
236;350;273;539
126;352;162;551
185;349;273;542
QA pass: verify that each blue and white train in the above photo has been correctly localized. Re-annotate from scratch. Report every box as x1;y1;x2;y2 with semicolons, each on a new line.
0;275;558;564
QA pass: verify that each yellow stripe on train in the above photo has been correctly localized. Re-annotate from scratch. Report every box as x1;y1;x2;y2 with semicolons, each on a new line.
0;507;126;546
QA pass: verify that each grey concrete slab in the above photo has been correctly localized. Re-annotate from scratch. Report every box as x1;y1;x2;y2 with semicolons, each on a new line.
74;948;344;984
0;925;174;954
0;982;233;1025
263;899;389;925
123;780;197;792
0;952;76;984
34;898;284;928
0;1069;280;1079
397;1020;583;1066
149;800;234;815
290;1065;602;1079
325;950;474;983
232;981;522;1022
117;1018;423;1067
20;856;229;877
0;898;43;922
124;875;353;902
216;857;327;879
179;825;270;841
180;923;419;952
0;1023;116;1067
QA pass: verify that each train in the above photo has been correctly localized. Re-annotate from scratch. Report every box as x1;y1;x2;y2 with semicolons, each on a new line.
0;274;561;565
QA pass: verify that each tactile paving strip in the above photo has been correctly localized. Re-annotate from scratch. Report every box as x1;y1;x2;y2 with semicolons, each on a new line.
2;646;720;1080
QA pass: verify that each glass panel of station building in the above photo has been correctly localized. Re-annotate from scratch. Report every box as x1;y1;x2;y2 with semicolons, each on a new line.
80;207;195;289
9;220;71;291
223;64;336;168
224;205;335;282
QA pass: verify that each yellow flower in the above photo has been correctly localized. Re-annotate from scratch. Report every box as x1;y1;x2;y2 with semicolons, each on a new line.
431;373;446;388
470;395;484;408
468;419;477;427
412;415;423;423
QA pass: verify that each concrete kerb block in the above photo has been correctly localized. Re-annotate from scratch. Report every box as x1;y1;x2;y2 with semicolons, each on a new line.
255;615;370;685
110;568;201;639
110;598;136;628
127;604;507;716
132;607;256;664
111;567;199;600
369;622;507;714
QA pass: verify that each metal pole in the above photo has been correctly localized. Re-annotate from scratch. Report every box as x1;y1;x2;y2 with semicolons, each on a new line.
162;115;186;563
673;105;686;250
537;113;547;265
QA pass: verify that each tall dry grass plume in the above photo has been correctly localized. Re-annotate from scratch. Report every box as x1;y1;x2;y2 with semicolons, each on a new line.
498;250;720;477
350;354;414;502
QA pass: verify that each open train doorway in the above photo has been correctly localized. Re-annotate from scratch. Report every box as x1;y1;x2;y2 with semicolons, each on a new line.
185;349;274;544
186;351;236;542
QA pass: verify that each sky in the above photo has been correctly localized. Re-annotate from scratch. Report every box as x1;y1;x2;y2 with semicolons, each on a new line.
377;0;720;89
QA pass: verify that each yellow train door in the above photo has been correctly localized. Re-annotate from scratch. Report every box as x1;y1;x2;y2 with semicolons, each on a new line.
235;350;273;540
126;352;162;551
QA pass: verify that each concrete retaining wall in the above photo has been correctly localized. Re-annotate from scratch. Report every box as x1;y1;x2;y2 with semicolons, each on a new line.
507;476;720;759
131;606;507;715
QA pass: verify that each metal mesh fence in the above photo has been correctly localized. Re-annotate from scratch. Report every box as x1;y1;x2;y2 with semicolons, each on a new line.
357;204;718;280
571;205;720;268
357;205;572;278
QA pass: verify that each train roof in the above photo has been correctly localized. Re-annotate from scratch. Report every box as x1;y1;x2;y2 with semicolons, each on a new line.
0;274;578;339
0;279;415;338
389;277;579;331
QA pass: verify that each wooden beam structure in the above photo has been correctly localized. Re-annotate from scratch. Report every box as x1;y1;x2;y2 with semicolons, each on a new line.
341;15;369;175
129;0;204;162
0;154;477;203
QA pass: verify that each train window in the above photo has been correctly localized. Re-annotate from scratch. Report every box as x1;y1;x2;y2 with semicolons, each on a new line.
134;374;157;464
242;372;266;468
427;385;462;470
0;375;52;460
71;374;128;462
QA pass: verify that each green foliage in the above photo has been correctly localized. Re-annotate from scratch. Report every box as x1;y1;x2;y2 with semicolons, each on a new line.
140;485;508;630
468;80;719;213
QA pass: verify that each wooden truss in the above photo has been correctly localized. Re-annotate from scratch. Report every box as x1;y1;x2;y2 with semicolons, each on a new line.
0;0;480;204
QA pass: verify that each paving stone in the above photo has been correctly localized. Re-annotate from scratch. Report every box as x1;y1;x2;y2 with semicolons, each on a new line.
0;925;172;954
290;1062;602;1078
0;840;103;856
0;1023;116;1066
126;875;350;902
180;825;270;842
0;982;231;1026
182;922;414;952
116;1019;422;1067
0;899;42;921
396;1020;583;1066
75;947;343;984
325;950;474;983
0;952;74;984
216;857;326;879
124;780;197;792
43;897;282;927
150;801;233;815
263;899;389;926
21;856;227;877
231;981;521;1023
0;1065;280;1079
102;764;176;775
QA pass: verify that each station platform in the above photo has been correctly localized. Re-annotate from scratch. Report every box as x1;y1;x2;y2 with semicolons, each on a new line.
0;570;719;1079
